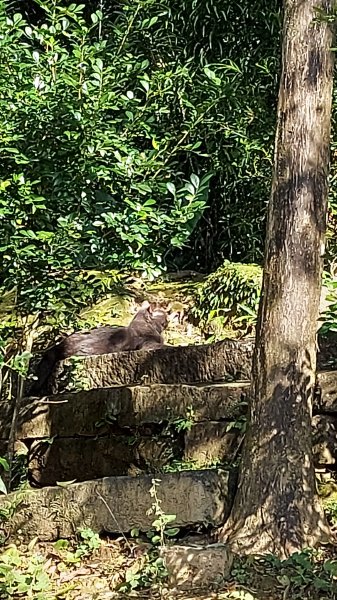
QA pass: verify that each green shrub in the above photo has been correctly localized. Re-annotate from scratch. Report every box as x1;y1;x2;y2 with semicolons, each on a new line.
0;0;214;304
193;260;262;334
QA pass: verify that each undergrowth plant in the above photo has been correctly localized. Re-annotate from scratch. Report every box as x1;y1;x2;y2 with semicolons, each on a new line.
54;528;102;565
317;271;337;336
169;407;196;433
0;546;54;599
231;550;337;599
0;529;101;599
120;478;178;592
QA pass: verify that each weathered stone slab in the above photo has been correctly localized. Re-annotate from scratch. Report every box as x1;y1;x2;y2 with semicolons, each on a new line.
42;338;255;394
2;408;335;498
26;412;337;485
162;544;233;591
29;435;178;486
0;469;236;542
5;370;336;442
11;381;249;440
184;422;241;466
312;415;337;465
26;330;337;397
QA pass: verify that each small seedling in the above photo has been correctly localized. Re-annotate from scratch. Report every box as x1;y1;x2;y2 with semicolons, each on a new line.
119;479;179;592
54;528;102;565
170;406;196;433
0;546;52;598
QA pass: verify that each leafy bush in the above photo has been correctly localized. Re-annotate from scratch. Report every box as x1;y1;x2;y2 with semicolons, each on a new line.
193;260;262;334
0;0;283;303
0;0;214;311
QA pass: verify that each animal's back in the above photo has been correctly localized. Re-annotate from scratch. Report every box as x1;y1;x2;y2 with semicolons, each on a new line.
61;326;130;357
29;303;168;395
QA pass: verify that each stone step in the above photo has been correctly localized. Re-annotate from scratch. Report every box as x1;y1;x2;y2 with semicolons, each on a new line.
13;417;335;487
8;370;337;442
162;544;233;591
28;338;255;395
22;413;337;486
183;416;337;469
11;381;250;440
0;469;236;542
2;371;336;485
27;332;337;396
28;435;180;486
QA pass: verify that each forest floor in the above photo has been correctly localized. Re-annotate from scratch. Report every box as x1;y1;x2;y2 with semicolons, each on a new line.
1;534;336;600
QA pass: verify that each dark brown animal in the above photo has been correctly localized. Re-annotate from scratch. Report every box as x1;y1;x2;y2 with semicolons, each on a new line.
30;302;168;395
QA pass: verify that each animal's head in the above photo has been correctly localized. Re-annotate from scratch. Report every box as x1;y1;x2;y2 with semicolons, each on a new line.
134;301;168;330
151;307;168;330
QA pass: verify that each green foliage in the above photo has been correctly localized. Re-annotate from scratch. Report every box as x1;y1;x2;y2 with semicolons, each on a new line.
160;0;280;268
317;272;337;335
193;260;262;334
0;531;101;598
226;414;247;434
320;483;337;528
54;528;102;565
324;499;337;530
0;546;53;599
76;527;102;556
271;550;337;597
0;0;284;315
65;356;91;392
0;344;32;379
170;406;196;433
0;491;23;524
162;459;199;473
232;550;337;599
118;550;167;593
0;0;213;313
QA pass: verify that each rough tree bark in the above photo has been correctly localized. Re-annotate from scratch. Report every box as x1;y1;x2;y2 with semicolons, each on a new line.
220;0;335;557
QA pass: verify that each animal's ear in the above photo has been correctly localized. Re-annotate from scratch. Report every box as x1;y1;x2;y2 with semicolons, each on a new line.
140;300;152;312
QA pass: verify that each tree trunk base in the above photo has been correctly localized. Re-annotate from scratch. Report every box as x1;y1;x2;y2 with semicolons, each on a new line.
218;499;331;558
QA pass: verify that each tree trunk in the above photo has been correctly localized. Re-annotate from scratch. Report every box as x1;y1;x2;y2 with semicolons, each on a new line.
219;0;335;557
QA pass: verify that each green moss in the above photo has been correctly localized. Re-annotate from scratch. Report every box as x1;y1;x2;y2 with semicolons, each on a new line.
147;279;202;304
78;295;134;328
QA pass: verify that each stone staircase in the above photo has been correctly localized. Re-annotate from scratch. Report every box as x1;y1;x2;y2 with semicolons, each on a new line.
1;337;337;541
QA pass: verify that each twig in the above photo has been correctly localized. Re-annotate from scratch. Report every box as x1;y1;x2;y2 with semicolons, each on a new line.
96;491;133;553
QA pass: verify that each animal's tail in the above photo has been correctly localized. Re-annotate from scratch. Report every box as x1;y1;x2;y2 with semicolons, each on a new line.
29;344;62;396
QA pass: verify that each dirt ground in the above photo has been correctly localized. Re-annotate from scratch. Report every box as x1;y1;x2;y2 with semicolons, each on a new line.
2;531;337;599
0;535;289;600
